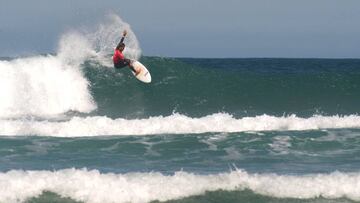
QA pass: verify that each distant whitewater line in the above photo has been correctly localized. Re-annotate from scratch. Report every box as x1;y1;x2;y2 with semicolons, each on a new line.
1;113;360;137
2;168;360;203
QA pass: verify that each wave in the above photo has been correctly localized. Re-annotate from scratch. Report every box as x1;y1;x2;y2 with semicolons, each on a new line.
1;113;360;137
0;14;140;119
2;168;360;203
2;14;360;126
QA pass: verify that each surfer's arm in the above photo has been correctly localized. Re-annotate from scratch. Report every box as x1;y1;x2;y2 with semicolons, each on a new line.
119;30;127;44
119;36;125;44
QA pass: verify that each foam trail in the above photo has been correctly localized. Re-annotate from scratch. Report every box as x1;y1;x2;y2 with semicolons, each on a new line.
1;168;360;203
0;113;360;137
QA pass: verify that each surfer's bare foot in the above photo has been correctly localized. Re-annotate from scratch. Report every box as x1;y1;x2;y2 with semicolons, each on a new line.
129;65;141;75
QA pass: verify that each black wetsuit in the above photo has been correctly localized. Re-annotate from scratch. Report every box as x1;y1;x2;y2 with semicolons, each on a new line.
114;58;131;69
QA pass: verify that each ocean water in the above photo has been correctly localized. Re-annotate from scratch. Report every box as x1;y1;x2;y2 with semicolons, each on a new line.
1;15;360;203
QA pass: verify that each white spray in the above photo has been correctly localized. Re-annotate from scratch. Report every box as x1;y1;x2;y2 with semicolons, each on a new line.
88;14;142;66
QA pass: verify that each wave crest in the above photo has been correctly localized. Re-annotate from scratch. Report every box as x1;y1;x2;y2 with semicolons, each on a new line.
2;168;360;203
1;113;360;136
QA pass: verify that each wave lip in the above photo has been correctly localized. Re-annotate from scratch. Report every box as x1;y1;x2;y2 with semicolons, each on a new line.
1;168;360;203
1;113;360;137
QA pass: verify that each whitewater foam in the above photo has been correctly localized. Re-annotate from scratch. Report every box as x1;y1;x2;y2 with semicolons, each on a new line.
0;113;360;137
1;168;360;203
0;56;96;118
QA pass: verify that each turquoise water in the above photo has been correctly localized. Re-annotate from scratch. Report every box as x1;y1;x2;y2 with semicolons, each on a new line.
86;57;360;118
2;129;360;174
1;56;360;203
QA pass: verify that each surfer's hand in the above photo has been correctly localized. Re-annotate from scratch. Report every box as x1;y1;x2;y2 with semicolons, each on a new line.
123;30;127;37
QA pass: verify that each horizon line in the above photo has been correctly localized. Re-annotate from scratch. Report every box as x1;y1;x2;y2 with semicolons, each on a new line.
1;54;360;60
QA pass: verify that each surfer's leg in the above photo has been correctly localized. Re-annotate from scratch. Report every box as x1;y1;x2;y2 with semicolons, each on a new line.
114;64;123;69
114;61;128;69
129;65;138;74
125;59;139;74
124;59;131;66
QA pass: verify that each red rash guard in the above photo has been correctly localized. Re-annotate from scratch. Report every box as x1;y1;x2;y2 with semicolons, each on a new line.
113;49;124;64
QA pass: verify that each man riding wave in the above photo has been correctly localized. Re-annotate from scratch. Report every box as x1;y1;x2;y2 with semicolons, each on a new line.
113;30;140;75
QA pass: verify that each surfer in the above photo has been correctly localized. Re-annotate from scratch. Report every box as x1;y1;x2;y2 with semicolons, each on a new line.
113;30;140;75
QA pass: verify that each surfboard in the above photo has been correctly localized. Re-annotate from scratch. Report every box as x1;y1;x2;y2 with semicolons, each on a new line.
131;61;151;83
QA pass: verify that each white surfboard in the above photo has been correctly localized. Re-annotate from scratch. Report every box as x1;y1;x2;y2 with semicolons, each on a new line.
131;61;151;83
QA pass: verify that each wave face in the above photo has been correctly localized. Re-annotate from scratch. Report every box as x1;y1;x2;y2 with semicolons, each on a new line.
4;56;360;120
85;57;360;119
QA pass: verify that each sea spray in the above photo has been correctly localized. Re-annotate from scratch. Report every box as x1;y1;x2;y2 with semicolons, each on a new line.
88;13;142;66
